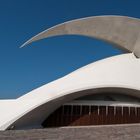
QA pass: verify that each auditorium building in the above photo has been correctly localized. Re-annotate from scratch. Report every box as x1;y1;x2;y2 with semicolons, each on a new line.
0;15;140;130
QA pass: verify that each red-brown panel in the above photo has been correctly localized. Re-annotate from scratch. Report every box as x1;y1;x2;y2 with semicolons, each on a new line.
107;106;115;124
90;106;98;125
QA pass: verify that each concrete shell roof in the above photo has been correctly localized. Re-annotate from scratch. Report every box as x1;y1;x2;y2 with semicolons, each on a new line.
20;15;140;57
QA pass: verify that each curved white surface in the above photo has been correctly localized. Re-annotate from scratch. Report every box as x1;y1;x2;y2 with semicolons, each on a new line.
0;53;140;130
20;15;140;57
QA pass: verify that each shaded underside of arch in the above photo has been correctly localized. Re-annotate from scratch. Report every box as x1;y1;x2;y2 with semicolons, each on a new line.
6;87;140;130
21;16;140;57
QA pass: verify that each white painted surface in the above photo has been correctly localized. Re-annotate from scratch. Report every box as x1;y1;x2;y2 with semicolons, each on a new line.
0;53;140;130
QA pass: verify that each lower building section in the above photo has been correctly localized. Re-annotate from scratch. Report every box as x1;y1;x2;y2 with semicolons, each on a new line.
42;93;140;127
42;105;140;127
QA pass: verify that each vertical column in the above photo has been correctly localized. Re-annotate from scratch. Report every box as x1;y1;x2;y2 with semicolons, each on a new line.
106;106;108;116
105;106;108;125
89;105;91;115
122;106;123;116
98;106;100;115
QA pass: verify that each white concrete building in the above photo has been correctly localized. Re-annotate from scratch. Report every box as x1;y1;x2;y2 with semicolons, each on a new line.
0;15;140;130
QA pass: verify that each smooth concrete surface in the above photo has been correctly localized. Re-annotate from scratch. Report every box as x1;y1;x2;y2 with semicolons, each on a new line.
0;53;140;130
21;16;140;57
0;124;140;140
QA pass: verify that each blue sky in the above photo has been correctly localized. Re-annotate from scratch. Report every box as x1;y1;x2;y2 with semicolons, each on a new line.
0;0;140;99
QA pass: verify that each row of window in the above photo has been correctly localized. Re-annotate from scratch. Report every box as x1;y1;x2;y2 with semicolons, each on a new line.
42;105;140;127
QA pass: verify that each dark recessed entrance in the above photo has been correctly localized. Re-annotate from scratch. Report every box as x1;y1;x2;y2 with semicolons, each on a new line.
42;105;140;127
42;93;140;127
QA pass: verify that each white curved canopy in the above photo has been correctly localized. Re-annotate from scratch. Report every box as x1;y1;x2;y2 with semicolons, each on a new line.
21;16;140;57
0;53;140;130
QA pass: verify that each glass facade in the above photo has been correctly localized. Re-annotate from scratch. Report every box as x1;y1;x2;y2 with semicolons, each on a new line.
42;105;140;127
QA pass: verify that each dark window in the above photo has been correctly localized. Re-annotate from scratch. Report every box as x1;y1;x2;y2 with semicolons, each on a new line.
63;105;71;115
116;107;122;115
91;106;98;114
108;106;114;115
99;106;106;114
73;105;81;115
82;106;89;115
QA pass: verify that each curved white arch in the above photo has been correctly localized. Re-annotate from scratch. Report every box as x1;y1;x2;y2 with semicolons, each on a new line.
20;16;140;57
0;53;140;130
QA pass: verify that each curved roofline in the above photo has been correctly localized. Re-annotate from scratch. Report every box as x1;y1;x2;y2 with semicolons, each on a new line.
0;53;140;130
20;15;140;57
